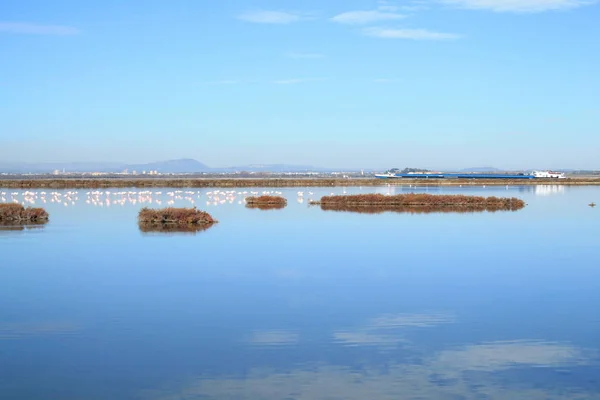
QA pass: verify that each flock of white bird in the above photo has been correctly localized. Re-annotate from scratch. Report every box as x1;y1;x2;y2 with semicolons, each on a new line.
0;189;326;208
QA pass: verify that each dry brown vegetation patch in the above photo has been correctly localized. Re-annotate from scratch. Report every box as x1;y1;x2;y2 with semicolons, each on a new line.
138;207;217;228
245;196;287;210
312;193;525;213
0;204;49;223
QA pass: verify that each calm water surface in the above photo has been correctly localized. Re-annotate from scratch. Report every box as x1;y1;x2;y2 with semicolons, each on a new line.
1;185;599;400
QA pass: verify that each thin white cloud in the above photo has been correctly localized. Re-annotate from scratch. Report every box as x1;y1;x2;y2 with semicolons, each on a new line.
272;78;326;84
0;22;80;35
286;52;326;59
363;27;462;40
331;10;407;24
379;0;432;11
237;10;304;24
438;0;596;12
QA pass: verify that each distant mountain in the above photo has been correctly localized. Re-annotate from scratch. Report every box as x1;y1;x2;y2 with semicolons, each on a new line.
217;164;324;172
127;159;210;173
0;159;210;174
0;162;125;173
0;159;330;174
460;167;502;172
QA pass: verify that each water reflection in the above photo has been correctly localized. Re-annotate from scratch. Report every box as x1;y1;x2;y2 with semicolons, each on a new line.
1;185;599;400
138;222;216;235
434;340;588;371
0;223;45;234
535;185;566;196
146;339;596;400
245;203;287;210
143;310;597;399
318;204;522;214
335;313;455;347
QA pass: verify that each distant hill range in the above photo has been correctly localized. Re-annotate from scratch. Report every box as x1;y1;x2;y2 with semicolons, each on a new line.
459;167;502;172
0;159;330;174
0;160;581;174
216;164;325;173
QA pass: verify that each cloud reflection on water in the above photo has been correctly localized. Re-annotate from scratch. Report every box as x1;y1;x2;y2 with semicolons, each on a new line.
146;338;596;400
434;340;589;371
334;312;454;347
143;311;596;400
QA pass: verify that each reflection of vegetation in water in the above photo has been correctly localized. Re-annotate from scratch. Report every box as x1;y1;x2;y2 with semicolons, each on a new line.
138;222;215;235
0;222;46;231
0;204;49;223
319;204;519;214
245;203;287;210
245;196;287;210
312;194;525;214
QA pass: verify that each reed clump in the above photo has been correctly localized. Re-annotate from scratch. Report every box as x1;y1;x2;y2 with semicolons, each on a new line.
245;196;287;210
138;207;217;227
311;193;525;212
0;204;49;223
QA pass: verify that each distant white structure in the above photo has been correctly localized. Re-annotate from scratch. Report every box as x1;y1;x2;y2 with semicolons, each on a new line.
532;170;566;179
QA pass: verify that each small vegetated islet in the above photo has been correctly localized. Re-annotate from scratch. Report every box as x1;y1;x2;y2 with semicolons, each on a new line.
138;207;217;229
245;195;287;210
0;204;49;223
310;193;525;213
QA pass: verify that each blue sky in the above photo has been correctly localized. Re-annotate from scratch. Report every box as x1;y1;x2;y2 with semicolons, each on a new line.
1;0;599;169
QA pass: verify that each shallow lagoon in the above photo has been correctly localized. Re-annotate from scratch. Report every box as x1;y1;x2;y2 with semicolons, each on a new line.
1;185;599;399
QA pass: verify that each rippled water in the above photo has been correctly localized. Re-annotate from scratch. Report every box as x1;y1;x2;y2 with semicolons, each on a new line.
1;185;599;400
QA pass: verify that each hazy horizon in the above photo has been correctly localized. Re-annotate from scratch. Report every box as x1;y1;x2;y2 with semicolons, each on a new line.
0;157;592;172
1;0;599;169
